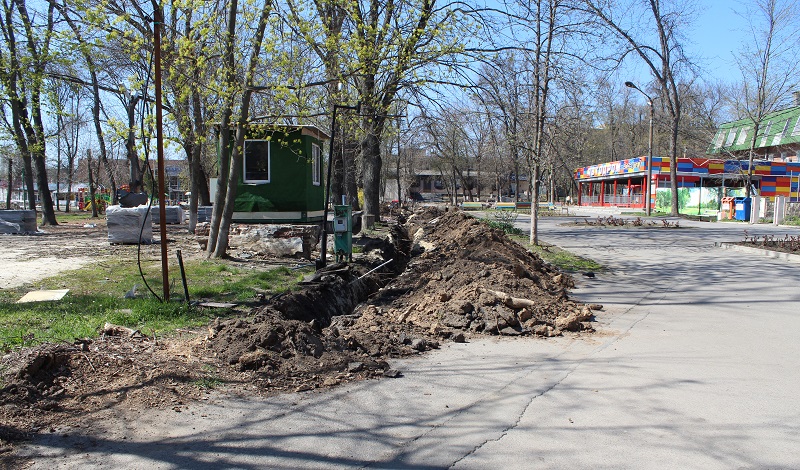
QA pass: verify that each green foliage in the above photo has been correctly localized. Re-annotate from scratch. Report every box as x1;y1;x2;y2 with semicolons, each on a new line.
783;216;800;226
511;237;603;272
0;260;310;351
678;188;691;209
482;211;523;235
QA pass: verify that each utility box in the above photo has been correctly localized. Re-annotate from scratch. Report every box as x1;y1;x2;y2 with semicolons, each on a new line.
734;197;751;221
333;204;352;262
720;197;735;220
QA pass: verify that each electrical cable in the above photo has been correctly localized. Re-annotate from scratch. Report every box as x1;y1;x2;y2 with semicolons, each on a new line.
134;46;164;302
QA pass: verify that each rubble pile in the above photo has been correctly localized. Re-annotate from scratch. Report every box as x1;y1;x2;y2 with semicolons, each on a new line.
0;206;597;451
363;207;595;337
204;207;596;381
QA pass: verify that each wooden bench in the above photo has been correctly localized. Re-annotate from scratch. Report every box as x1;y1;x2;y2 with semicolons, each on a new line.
536;202;569;215
460;202;484;210
495;202;516;210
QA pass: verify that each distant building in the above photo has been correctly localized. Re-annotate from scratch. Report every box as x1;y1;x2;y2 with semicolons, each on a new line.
573;102;800;208
707;104;800;162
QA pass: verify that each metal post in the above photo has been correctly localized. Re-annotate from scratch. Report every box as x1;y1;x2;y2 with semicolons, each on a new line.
153;5;169;301
698;176;703;215
646;98;654;216
319;105;338;269
625;81;654;216
319;102;360;270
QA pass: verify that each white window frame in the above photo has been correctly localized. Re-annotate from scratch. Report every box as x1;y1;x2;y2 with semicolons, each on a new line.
760;120;773;147
312;143;321;186
791;116;800;136
724;129;737;146
772;119;791;146
243;139;271;184
736;126;750;146
713;130;726;149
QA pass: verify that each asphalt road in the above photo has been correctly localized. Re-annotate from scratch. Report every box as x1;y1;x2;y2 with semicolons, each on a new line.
16;210;800;469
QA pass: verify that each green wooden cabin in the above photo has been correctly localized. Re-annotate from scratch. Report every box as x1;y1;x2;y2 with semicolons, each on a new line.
215;124;330;224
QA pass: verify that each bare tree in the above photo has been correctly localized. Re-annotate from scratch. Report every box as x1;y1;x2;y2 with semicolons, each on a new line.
0;0;59;224
732;0;800;196
583;0;697;216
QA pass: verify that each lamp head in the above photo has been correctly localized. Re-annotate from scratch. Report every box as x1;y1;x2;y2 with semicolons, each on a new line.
624;81;636;89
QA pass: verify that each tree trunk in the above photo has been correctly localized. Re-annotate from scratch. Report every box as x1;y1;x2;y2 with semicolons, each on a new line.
669;114;680;216
361;122;383;226
212;125;244;258
33;147;56;224
208;0;271;258
6;158;12;210
56;130;61;211
206;0;239;256
87;149;98;218
90;73;116;205
188;88;205;234
530;163;540;245
66;156;73;213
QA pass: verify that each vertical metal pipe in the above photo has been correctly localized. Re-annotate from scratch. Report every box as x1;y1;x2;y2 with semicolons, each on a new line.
319;105;338;269
176;249;189;303
647;101;653;215
153;6;169;301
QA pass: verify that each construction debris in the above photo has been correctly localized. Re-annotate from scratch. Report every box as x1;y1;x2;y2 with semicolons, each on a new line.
0;206;595;451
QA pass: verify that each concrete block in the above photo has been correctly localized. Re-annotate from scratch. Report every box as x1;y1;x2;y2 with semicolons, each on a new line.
0;210;37;234
107;205;152;244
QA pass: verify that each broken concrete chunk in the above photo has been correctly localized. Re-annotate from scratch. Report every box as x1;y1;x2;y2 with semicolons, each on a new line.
383;369;402;378
347;362;364;373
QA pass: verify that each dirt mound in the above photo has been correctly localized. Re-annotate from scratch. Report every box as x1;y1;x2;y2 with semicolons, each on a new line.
0;335;206;452
365;207;592;337
204;207;594;381
0;206;595;456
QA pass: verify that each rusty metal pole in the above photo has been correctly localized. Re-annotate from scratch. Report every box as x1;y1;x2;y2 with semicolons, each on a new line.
153;6;169;301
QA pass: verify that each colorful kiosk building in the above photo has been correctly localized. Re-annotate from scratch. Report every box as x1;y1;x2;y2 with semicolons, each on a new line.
575;103;800;209
573;156;800;209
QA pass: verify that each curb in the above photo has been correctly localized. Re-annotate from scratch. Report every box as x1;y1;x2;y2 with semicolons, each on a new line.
714;242;800;264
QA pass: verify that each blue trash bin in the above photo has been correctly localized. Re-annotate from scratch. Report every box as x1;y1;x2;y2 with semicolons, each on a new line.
734;197;751;221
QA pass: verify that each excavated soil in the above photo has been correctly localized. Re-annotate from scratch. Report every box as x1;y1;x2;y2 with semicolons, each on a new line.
0;207;596;461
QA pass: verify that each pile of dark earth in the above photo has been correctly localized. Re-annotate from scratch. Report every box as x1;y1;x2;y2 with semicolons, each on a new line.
0;206;598;456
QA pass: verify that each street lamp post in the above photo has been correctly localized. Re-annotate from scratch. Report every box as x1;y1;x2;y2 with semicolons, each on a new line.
625;81;654;216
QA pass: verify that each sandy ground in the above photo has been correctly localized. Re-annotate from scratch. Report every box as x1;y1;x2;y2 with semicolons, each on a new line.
0;250;95;290
0;221;115;291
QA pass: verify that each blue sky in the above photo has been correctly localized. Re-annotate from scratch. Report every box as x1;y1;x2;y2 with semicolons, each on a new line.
690;0;750;84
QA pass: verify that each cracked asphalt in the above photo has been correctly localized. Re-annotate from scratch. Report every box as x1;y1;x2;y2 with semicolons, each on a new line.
16;208;800;469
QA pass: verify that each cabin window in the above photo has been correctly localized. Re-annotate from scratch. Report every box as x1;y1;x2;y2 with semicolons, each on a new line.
312;144;321;186
244;140;270;183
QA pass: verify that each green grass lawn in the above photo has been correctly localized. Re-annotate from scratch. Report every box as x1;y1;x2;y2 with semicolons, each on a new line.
0;258;312;351
510;235;603;273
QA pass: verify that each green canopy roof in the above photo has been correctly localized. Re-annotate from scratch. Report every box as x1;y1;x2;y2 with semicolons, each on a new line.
707;106;800;155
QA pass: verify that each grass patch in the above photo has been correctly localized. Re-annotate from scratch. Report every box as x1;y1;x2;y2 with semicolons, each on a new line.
0;258;311;351
55;212;103;223
193;376;223;390
481;211;523;235
620;211;670;217
510;235;603;272
782;216;800;226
